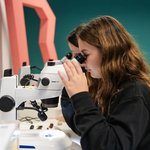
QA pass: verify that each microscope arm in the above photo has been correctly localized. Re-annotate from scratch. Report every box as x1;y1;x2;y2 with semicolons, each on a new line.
0;53;86;121
0;62;66;121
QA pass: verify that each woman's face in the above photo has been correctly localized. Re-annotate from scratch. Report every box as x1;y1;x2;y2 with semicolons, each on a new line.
68;42;80;58
78;38;102;78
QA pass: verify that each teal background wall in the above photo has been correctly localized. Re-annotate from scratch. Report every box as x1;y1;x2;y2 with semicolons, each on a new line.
24;0;150;72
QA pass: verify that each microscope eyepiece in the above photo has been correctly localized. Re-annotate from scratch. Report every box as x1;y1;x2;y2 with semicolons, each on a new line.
65;52;72;59
74;53;86;64
61;52;86;64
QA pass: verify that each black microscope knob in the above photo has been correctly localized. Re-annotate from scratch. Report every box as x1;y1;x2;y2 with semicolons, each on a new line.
41;77;50;86
0;95;15;112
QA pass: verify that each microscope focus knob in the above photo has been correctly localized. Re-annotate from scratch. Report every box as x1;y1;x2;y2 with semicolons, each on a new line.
41;77;50;86
0;95;15;112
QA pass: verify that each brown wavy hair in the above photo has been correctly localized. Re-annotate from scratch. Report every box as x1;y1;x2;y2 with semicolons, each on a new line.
77;16;150;113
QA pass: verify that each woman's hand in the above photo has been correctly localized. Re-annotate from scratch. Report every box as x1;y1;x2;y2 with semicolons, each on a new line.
58;59;88;97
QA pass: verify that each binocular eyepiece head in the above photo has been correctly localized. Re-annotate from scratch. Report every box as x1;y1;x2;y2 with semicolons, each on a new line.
74;53;86;64
65;52;86;64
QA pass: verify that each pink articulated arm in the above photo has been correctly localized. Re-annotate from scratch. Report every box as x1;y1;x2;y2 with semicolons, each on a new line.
5;0;57;74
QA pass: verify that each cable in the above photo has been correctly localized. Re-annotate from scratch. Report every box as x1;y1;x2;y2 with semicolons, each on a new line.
17;101;48;121
20;74;38;86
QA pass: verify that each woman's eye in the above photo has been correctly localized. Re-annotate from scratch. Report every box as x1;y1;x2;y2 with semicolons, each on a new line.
84;53;89;57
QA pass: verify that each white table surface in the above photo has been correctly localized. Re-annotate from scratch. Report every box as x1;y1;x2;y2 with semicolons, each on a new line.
17;105;81;150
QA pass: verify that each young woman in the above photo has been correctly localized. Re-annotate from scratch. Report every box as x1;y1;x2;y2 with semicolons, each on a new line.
59;16;150;150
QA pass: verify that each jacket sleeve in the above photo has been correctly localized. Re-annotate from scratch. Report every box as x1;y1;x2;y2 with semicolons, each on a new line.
70;91;149;150
60;88;81;135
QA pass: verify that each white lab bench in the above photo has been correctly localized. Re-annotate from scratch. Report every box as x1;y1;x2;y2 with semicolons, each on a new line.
0;102;81;150
17;103;81;150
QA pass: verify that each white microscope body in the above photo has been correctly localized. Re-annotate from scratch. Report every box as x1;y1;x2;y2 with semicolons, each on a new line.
0;60;66;121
